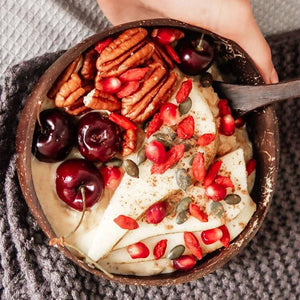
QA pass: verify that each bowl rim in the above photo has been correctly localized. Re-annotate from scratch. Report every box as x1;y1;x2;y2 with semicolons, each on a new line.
16;18;279;286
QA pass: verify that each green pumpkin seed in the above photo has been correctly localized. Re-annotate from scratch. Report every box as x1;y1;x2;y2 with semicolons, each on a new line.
210;202;225;218
176;210;189;225
200;72;213;87
176;169;191;191
179;97;192;115
153;133;174;148
176;197;192;213
182;139;196;152
137;147;146;165
104;158;123;168
123;159;139;178
167;244;185;260
225;194;241;205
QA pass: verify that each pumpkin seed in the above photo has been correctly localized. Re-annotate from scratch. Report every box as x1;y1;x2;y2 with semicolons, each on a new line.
167;244;185;260
176;210;189;225
189;154;195;166
123;159;139;178
200;72;213;87
176;169;191;191
104;157;123;168
153;133;174;148
176;197;192;213
137;147;146;165
225;194;241;205
210;202;225;218
179;97;192;115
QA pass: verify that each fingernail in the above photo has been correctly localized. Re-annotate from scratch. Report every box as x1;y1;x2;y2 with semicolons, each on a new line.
270;67;279;84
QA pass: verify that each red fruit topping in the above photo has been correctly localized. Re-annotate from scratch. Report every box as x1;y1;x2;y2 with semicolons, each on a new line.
215;175;235;189
153;239;168;260
152;28;184;45
203;160;222;188
218;99;231;117
160;103;178;125
99;166;122;190
188;203;208;222
184;232;203;260
97;77;122;93
146;113;163;138
196;133;216;146
219;225;230;248
173;255;196;271
165;44;181;63
246;158;256;176
145;141;167;164
219;114;235;136
94;37;113;54
175;78;193;103
113;215;139;230
116;81;140;98
151;144;185;174
127;242;150;259
108;112;137;130
205;183;227;201
177;115;195;140
146;201;167;224
192;152;206;183
234;117;245;128
119;67;149;82
201;227;223;245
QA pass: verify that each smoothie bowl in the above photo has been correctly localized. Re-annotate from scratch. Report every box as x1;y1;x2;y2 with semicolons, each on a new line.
16;19;279;286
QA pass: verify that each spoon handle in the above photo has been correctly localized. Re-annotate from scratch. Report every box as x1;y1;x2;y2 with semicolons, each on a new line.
213;78;300;116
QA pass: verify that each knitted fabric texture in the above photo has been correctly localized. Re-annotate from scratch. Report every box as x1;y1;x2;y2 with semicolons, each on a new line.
0;32;299;299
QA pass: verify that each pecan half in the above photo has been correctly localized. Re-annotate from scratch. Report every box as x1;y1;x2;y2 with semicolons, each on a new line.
65;97;90;115
81;49;99;80
121;129;137;156
48;55;83;99
83;89;121;111
152;43;174;69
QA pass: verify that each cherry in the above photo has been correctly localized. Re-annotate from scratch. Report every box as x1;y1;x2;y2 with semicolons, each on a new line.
176;35;214;75
32;109;75;162
56;159;104;211
78;112;121;162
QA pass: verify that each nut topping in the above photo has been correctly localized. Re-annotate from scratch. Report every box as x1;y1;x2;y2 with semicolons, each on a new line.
81;49;99;80
121;129;137;156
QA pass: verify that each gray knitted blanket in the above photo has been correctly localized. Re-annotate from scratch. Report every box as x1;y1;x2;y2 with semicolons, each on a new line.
0;31;299;299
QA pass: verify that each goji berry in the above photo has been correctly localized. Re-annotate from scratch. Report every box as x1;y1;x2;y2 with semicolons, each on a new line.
108;112;137;130
116;81;140;98
113;215;139;230
192;152;206;183
188;203;208;222
153;239;168;260
165;44;181;64
184;232;203;260
94;37;113;54
176;78;193;103
246;158;256;176
214;175;235;189
119;67;149;82
196;133;216;146
177;115;194;139
146;113;163;138
203;160;222;187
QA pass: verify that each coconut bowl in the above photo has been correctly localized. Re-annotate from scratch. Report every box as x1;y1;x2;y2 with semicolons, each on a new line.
16;19;279;286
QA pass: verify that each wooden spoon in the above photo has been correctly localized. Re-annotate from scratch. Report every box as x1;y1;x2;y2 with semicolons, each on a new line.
213;78;300;117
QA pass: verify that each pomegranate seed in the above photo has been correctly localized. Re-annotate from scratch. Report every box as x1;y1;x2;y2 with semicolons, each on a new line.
165;44;181;63
218;99;231;117
219;225;230;248
127;242;150;259
205;183;227;201
153;239;168;260
219;114;235;136
94;37;113;54
173;255;196;271
145;141;167;164
160;103;178;125
146;113;163;138
114;215;139;230
146;201;167;224
152;28;184;45
188;203;208;222
246;158;256;176
192;152;206;183
108;113;137;130
201;227;223;245
234;117;245;128
119;67;149;82
116;81;140;98
184;232;203;260
176;78;193;103
97;77;122;93
203;160;222;188
177;115;195;140
99;166;122;190
215;175;235;189
196;133;216;146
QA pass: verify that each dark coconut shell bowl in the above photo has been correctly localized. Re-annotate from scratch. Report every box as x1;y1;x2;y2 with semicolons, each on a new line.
16;19;279;286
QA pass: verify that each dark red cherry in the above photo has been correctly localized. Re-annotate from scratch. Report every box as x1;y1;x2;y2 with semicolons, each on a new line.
32;109;75;162
176;36;214;75
56;159;104;211
77;112;121;162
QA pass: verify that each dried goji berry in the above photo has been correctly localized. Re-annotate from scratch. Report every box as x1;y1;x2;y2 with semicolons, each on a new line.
146;113;163;138
246;158;256;176
116;81;140;98
215;175;235;189
176;78;193;103
165;44;181;64
113;215;139;230
203;160;222;188
188;203;208;222
109;112;137;130
177;115;194;140
153;239;168;260
119;67;149;82
192;152;206;183
94;37;113;54
184;232;203;260
196;133;216;146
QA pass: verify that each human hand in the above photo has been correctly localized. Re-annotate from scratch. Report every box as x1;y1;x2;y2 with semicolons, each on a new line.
98;0;278;84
